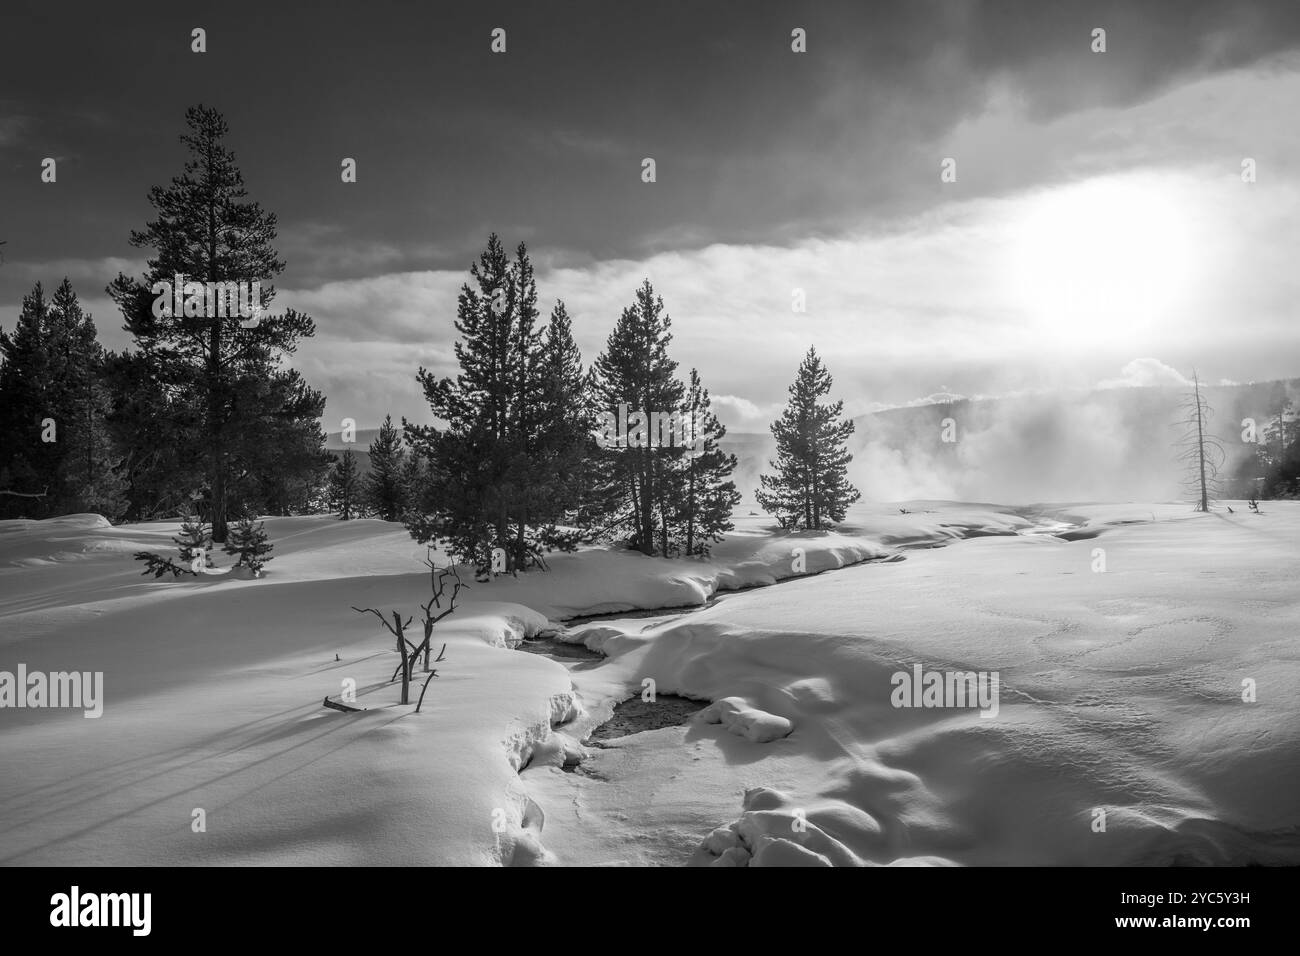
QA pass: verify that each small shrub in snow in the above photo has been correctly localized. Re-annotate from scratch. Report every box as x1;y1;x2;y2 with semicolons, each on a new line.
349;551;463;711
173;510;213;570
223;514;273;576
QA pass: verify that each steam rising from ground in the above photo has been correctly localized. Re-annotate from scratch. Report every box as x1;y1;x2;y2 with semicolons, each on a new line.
853;393;1169;502
734;384;1279;505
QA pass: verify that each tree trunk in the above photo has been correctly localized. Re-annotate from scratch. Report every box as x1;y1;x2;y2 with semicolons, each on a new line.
658;496;668;558
1195;374;1209;512
394;612;410;705
514;517;527;573
496;502;508;569
638;450;654;555
206;145;228;543
803;468;813;530
685;465;695;557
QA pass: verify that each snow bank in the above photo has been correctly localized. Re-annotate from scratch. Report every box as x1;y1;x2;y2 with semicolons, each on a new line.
529;502;1300;867
4;501;1295;867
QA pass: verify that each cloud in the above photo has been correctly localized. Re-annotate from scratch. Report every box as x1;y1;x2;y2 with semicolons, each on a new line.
6;38;1297;432
708;394;773;431
285;146;1300;427
1097;358;1192;389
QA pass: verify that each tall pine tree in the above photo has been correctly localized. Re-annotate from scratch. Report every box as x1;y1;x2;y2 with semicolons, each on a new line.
590;279;686;556
48;280;128;518
106;105;325;541
756;347;860;529
531;301;599;553
670;368;740;556
406;236;546;574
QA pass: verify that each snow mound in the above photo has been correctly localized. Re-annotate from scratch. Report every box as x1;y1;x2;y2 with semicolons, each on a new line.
695;787;953;867
449;602;551;648
0;513;119;566
698;696;793;742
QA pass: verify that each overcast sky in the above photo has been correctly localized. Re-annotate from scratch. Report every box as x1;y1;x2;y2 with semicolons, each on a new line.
2;0;1299;431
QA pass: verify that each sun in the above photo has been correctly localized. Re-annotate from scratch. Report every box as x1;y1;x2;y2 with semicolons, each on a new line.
1007;175;1202;346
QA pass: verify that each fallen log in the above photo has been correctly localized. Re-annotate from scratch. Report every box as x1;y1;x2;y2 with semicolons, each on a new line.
322;695;364;713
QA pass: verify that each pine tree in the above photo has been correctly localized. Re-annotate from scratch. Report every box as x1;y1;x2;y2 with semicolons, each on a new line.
173;509;213;570
364;414;408;521
399;451;426;515
757;347;860;529
504;247;548;569
222;514;274;575
106;105;325;542
328;450;361;520
0;283;55;514
405;236;543;574
532;301;598;553
590;279;687;556
0;280;127;518
671;368;740;556
48;280;128;519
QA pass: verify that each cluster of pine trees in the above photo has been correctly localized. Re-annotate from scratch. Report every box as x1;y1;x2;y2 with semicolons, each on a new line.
0;279;126;518
379;234;862;576
2;106;865;567
387;237;745;574
0;106;332;537
325;415;426;521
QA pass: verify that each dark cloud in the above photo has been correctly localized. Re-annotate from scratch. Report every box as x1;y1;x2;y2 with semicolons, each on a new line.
2;0;1298;306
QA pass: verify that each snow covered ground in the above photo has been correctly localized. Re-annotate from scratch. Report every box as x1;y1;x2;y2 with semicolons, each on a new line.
0;502;1296;866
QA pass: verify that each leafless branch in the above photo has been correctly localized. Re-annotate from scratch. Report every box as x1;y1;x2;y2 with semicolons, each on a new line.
353;606;416;703
0;485;48;499
415;667;441;713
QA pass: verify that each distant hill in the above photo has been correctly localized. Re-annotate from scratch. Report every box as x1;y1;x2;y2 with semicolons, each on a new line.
323;429;378;477
324;428;382;452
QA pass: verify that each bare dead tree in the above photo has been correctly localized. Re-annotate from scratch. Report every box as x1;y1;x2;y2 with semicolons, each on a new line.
1175;369;1226;512
414;551;467;670
352;606;415;704
347;553;464;711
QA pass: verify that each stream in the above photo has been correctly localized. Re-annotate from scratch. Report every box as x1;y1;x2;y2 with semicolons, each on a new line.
515;512;1091;743
505;511;1108;865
